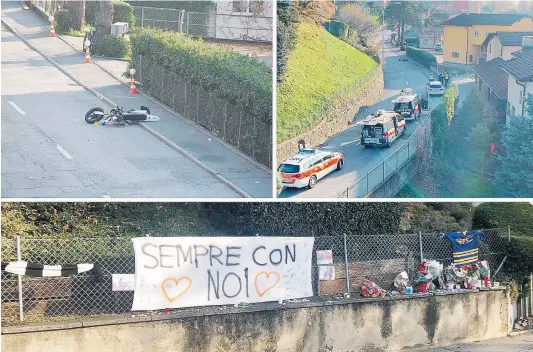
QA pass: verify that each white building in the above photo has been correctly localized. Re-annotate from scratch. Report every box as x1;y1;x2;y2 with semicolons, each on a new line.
501;36;533;125
215;1;273;42
482;31;533;61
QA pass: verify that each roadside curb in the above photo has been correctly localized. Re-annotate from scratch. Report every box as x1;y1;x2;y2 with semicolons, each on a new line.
1;16;252;199
27;2;272;176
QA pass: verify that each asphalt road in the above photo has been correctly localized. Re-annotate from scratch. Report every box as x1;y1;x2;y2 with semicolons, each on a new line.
1;26;241;198
279;43;474;199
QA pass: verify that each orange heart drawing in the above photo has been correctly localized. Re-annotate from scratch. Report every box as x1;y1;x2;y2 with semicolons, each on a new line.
254;271;280;297
161;277;192;302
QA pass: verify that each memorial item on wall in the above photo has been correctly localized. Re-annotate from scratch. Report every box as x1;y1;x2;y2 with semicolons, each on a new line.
131;237;315;311
444;230;487;267
1;261;100;278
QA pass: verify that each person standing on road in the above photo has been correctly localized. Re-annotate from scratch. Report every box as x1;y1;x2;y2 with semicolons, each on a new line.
439;72;445;85
429;73;435;81
444;71;450;87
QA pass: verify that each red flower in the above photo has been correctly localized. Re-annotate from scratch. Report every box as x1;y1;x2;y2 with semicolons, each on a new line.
165;308;170;313
62;224;70;231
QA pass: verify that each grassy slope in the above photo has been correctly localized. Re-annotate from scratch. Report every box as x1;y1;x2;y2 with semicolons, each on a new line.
277;23;379;142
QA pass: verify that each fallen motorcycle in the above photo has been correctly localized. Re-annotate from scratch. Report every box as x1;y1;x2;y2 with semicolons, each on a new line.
84;106;160;125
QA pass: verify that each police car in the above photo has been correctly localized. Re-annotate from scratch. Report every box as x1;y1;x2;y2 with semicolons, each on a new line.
392;90;421;121
278;149;344;189
427;81;445;96
360;110;406;148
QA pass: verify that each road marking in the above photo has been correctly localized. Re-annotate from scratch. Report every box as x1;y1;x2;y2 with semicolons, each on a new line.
8;101;26;115
56;144;73;160
340;139;360;147
102;195;111;198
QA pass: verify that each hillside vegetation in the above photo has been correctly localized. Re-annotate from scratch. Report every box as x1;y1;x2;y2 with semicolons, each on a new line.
277;23;379;142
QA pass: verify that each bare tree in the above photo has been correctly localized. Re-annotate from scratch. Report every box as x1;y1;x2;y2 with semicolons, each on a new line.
337;3;379;44
67;0;86;31
95;0;113;37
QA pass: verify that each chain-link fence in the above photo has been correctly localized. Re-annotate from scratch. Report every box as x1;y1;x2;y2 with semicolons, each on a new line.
1;228;511;326
132;6;273;42
29;0;60;16
337;116;431;198
132;54;272;168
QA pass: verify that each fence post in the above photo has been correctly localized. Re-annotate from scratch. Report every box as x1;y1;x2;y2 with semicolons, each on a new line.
196;86;200;124
141;7;144;28
343;234;350;296
530;273;533;320
179;10;185;33
418;231;423;262
508;225;511;242
186;12;190;35
16;236;24;322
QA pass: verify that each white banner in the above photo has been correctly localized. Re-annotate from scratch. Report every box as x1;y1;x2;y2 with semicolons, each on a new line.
131;237;315;311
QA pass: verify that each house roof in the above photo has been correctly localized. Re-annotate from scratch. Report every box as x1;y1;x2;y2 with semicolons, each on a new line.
443;13;531;27
482;31;533;47
501;49;533;81
472;58;509;99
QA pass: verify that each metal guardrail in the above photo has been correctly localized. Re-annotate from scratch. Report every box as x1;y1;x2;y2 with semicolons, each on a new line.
337;116;430;198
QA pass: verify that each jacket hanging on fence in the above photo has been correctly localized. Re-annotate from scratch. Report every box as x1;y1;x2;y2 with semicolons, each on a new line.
1;261;102;281
444;230;487;268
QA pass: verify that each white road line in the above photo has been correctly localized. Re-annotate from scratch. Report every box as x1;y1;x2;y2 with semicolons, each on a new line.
340;139;359;147
102;195;111;198
8;101;26;115
56;144;73;160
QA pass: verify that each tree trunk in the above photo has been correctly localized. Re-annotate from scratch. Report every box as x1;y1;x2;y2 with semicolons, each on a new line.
95;0;113;37
396;24;401;47
68;1;86;31
400;22;406;46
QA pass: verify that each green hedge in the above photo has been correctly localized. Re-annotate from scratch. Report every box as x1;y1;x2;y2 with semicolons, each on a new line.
473;203;533;237
95;35;131;58
54;9;72;34
324;20;348;38
406;46;436;68
431;84;458;155
130;28;271;119
277;1;299;81
113;1;135;29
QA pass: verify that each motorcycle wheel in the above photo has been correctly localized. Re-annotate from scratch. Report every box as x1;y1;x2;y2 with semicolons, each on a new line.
85;107;105;124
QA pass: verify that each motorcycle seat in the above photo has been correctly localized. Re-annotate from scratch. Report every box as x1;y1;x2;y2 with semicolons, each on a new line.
122;112;146;121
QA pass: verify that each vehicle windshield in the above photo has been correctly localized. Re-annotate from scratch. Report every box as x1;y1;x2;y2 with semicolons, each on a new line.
430;83;442;89
278;164;300;173
363;125;383;138
394;102;411;110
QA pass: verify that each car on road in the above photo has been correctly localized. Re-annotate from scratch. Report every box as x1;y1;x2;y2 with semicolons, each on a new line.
278;149;344;189
392;91;421;121
360;110;406;148
427;81;445;96
434;42;443;52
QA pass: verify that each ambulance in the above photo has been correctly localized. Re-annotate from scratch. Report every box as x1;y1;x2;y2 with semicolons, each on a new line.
360;110;406;148
278;149;344;189
392;89;421;121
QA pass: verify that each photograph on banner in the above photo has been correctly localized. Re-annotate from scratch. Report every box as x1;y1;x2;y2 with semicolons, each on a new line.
277;0;533;199
2;202;532;351
132;236;315;311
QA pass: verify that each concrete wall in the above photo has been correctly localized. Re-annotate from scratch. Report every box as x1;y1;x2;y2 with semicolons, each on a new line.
3;290;509;352
277;68;384;163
